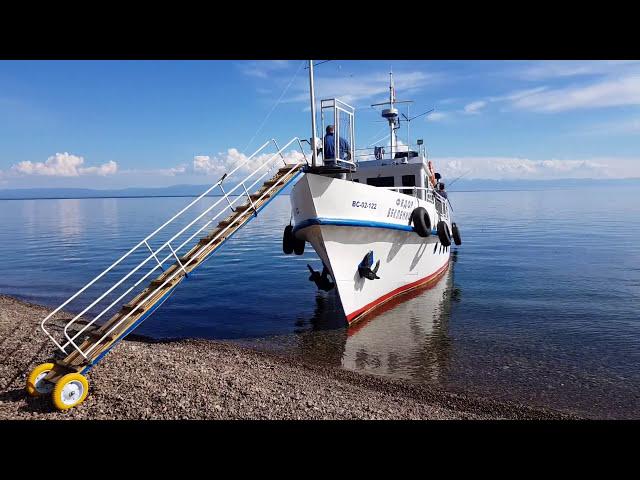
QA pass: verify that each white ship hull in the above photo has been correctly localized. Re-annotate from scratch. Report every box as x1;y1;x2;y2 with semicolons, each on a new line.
291;173;452;324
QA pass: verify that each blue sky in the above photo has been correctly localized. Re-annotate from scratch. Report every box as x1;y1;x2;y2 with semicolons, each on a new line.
1;60;639;189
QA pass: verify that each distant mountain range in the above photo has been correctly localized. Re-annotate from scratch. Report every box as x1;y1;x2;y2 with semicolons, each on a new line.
0;184;233;200
449;177;640;192
0;178;638;200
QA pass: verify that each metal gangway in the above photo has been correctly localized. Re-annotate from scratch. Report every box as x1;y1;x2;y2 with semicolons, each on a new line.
27;137;308;409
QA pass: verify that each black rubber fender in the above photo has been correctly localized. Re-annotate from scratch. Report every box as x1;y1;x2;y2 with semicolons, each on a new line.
452;222;462;246
410;207;431;238
293;235;305;255
282;225;294;254
437;220;452;247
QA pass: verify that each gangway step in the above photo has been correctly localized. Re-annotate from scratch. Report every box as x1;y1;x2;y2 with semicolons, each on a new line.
250;192;271;201
87;330;117;342
198;235;224;246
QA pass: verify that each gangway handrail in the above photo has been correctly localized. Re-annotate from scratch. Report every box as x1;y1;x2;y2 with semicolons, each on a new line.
61;136;302;355
61;137;296;346
39;139;269;353
41;137;306;358
60;136;304;357
76;159;302;360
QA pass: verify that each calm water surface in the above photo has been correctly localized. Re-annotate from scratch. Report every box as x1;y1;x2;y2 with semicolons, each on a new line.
1;186;639;418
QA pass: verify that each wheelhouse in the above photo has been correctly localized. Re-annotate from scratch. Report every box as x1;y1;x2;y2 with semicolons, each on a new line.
350;144;448;217
306;69;448;217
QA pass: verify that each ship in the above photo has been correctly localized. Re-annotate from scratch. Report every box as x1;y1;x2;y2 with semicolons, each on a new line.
285;61;462;324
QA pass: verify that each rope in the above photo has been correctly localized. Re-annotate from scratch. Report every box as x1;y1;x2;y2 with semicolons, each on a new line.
242;60;306;155
368;132;391;147
365;125;390;146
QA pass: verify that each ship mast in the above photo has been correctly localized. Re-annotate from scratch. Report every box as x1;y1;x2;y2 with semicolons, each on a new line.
388;70;396;159
308;60;318;168
372;70;402;160
372;71;433;162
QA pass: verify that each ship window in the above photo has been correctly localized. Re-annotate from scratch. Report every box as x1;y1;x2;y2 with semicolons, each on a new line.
401;175;416;195
353;178;360;182
367;176;394;187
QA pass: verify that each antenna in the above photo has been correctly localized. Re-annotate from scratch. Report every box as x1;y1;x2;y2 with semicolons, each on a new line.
401;108;434;147
304;60;331;69
401;108;435;123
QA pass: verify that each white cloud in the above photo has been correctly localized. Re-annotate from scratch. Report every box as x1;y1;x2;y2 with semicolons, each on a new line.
160;165;188;176
79;160;118;176
10;152;118;177
193;155;221;175
510;74;640;113
3;145;306;189
431;156;639;180
465;72;640;114
426;111;448;122
515;60;640;81
463;101;486;115
120;164;189;177
238;60;291;78
488;86;549;103
287;71;441;107
193;148;305;177
576;117;640;137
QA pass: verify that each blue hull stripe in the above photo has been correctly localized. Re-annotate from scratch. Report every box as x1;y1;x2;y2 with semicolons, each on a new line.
81;170;303;373
293;217;438;236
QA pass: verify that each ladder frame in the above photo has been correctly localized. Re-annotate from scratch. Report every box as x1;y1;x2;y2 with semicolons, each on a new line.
41;137;308;361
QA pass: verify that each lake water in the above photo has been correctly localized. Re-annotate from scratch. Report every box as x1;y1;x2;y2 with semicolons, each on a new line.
1;186;639;418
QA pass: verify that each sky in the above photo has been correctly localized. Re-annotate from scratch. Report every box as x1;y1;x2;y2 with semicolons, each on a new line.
1;59;640;189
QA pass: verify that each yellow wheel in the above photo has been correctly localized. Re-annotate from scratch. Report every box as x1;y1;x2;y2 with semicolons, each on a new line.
52;373;89;410
26;362;55;397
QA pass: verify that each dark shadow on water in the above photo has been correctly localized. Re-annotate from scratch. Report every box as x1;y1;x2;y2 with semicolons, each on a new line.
306;292;345;332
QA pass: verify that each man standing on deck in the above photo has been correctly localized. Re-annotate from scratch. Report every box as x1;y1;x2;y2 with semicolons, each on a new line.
438;182;448;199
323;125;351;163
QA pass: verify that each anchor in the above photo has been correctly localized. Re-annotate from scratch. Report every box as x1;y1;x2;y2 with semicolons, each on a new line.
307;263;335;291
358;250;380;280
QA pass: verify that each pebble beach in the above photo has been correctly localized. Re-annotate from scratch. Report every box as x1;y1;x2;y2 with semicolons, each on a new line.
0;295;577;420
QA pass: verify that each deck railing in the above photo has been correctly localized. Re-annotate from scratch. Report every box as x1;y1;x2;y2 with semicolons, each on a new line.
353;143;426;162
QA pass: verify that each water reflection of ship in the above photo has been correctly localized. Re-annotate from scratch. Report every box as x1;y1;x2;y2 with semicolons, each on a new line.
296;251;460;382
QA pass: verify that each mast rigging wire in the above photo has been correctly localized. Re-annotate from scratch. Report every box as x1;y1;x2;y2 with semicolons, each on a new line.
242;60;306;155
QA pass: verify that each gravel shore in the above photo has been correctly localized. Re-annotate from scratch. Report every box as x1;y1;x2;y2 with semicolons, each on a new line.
0;294;577;420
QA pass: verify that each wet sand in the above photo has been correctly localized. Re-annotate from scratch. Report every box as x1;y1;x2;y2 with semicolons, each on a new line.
0;294;578;420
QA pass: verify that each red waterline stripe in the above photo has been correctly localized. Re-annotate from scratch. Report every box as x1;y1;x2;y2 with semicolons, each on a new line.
346;261;450;324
